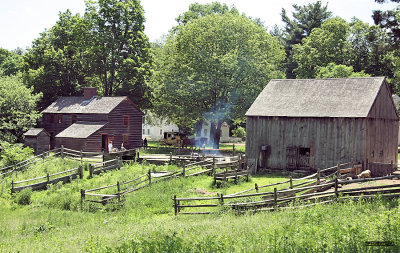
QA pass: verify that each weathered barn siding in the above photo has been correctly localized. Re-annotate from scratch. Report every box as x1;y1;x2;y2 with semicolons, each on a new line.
245;77;399;175
246;117;366;171
56;138;86;151
365;83;399;165
24;130;50;155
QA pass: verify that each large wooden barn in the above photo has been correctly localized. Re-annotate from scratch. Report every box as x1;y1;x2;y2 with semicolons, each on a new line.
245;77;399;176
25;87;143;153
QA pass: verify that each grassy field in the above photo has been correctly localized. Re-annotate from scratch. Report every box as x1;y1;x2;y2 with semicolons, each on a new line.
1;159;400;252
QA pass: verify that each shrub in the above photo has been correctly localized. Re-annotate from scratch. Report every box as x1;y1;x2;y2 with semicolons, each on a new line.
0;142;33;167
232;126;246;138
15;188;32;205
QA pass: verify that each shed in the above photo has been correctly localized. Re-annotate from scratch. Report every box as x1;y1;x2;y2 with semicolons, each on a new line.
245;77;399;176
24;128;50;155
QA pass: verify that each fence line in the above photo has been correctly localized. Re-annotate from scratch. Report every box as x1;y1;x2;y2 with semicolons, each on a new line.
11;166;83;193
173;161;399;215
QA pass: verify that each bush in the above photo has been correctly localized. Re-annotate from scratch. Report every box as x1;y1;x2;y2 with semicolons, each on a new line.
15;188;32;205
232;126;246;138
0;142;33;167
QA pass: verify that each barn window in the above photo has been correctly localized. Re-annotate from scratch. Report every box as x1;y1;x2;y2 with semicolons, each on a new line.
123;115;129;127
71;114;77;124
58;115;63;124
299;147;310;156
123;134;129;146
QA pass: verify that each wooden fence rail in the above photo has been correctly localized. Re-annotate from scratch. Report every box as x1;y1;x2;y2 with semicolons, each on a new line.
173;162;400;215
11;166;83;193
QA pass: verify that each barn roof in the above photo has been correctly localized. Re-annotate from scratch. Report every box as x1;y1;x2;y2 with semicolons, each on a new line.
24;128;49;137
42;96;133;114
246;77;387;118
56;122;106;139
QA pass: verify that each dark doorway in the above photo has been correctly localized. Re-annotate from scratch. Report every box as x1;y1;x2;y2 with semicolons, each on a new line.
299;147;311;168
101;134;108;152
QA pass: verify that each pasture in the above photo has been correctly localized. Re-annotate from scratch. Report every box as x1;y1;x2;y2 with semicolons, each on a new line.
1;151;400;252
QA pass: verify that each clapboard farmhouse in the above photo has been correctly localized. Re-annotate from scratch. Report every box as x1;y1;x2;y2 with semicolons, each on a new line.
245;77;399;176
25;88;143;153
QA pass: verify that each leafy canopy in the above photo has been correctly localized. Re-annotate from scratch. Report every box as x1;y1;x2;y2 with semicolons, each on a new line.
153;13;285;147
0;74;41;143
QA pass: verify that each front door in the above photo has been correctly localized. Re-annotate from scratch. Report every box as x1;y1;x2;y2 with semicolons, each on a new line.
101;134;108;152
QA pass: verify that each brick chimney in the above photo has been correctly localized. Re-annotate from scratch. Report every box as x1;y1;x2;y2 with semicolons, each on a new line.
84;87;97;100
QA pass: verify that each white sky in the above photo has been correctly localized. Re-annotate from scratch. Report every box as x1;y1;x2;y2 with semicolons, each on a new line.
0;0;398;51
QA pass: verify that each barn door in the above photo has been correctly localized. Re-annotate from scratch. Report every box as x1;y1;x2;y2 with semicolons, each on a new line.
286;146;298;170
101;134;108;152
298;147;311;168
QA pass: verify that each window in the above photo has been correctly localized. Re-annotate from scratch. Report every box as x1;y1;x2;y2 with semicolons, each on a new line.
58;115;63;124
123;115;129;127
203;129;207;136
123;135;129;146
143;129;145;135
71;114;77;124
49;114;54;124
147;129;150;135
142;117;145;124
160;129;162;135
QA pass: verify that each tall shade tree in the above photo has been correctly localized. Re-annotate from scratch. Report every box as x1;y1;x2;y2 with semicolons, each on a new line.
373;0;400;46
0;74;41;143
154;13;285;148
23;10;89;109
0;48;24;76
281;1;332;77
85;0;153;108
292;17;350;78
316;63;370;78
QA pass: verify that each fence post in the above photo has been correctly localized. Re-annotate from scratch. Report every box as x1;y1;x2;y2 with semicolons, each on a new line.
224;168;228;181
182;165;186;177
391;160;394;176
148;169;152;185
273;187;278;209
232;144;235;157
80;189;85;209
11;180;14;192
61;145;64;159
89;164;94;178
78;166;83;179
317;169;320;184
290;176;293;189
47;173;50;182
255;183;259;193
80;150;83;164
169;152;172;165
117;181;121;202
219;193;224;205
174;195;178;215
235;169;238;182
334;178;339;199
212;157;216;175
336;163;340;178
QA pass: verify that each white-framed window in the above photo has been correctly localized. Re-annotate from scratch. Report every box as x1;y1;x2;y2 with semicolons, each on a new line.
160;129;162;135
203;129;207;136
147;129;150;135
142;129;145;134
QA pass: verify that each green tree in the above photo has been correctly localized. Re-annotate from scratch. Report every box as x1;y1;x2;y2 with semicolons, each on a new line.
316;63;370;78
154;13;285;148
85;0;153;108
23;10;89;109
373;0;400;46
292;17;350;78
0;74;41;143
175;2;239;26
281;1;332;77
0;48;24;76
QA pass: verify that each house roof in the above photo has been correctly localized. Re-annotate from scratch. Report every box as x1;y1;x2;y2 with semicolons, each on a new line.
246;77;387;118
56;122;106;139
42;96;133;114
24;128;49;137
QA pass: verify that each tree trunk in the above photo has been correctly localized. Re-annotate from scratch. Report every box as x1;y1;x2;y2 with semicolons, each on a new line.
210;120;222;149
